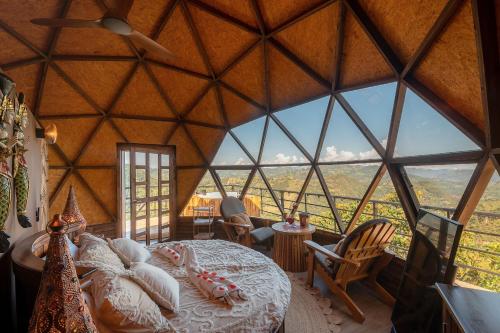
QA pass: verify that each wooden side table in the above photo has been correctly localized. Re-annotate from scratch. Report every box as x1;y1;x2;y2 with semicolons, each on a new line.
272;222;316;272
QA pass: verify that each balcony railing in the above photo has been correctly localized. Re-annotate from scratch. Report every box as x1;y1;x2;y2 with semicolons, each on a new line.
194;184;500;291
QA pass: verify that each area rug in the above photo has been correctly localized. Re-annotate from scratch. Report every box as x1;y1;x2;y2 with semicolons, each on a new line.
285;273;343;333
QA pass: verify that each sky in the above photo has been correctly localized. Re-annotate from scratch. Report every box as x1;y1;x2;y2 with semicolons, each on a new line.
211;82;480;166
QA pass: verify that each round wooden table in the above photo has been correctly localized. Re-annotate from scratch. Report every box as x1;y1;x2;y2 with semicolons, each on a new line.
272;222;316;272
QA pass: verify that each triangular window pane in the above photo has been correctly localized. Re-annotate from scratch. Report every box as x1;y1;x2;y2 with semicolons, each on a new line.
297;170;339;233
244;172;281;219
342;82;396;147
395;89;480;156
261;166;309;214
319;102;381;162
319;163;380;229
359;173;411;259
232;116;265;160
455;172;500;291
215;169;252;197
404;164;476;210
181;171;220;216
261;118;308;164
274;96;328;155
212;133;253;166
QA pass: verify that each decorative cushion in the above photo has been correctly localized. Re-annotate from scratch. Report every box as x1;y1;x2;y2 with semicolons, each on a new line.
230;213;255;236
129;262;180;312
250;227;274;244
66;236;79;260
107;238;151;267
91;270;174;333
77;233;123;269
314;244;337;276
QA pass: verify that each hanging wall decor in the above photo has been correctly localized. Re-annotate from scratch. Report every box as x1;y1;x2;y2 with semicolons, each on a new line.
13;92;32;228
0;73;16;252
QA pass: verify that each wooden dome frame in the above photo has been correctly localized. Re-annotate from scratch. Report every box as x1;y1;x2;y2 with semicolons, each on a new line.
0;0;499;236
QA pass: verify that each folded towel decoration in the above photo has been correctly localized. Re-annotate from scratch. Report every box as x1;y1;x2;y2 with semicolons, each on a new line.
157;243;248;305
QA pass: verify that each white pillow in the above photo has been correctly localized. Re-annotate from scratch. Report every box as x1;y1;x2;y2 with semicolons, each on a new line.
77;234;123;269
129;262;180;312
91;270;174;333
66;236;79;260
107;238;151;266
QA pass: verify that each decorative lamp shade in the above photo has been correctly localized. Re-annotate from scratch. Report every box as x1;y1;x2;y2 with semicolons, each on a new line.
61;185;87;243
28;214;97;333
44;123;57;144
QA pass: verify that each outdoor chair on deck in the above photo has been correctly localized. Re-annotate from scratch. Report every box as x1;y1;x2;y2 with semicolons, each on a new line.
304;219;396;323
219;197;274;249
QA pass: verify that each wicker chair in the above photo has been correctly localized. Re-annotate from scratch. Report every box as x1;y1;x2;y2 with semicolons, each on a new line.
219;197;274;248
304;219;396;322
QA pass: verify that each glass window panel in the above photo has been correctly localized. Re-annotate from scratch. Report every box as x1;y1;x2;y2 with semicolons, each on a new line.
161;186;169;196
161;154;169;166
404;164;476;210
232;116;265;160
342;82;396;147
216;169;252;197
212;133;253;166
261;118;308;165
261;166;309;214
319;163;380;227
136;184;146;199
136;202;146;217
150;201;158;218
455;172;500;291
319;102;381;162
395;88;480;156
136;169;146;183
123;150;131;238
150;186;158;197
181;171;220;216
244;172;281;220
274;96;328;155
149;154;158;186
161;199;169;212
135;152;146;165
358;173;411;259
297;170;338;233
161;168;169;181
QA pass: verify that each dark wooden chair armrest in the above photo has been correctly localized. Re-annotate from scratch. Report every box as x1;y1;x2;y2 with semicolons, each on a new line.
221;221;252;229
304;240;360;267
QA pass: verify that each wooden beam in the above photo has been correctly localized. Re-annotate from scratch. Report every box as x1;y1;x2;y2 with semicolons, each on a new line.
386;164;419;229
1;57;46;70
270;114;314;162
317;158;381;166
51;55;138;62
257;167;284;216
344;0;403;76
214;83;230;129
38;114;101;120
217;39;262;79
239;167;257;200
228;130;258;164
73;170;116;221
472;0;500;150
107;62;140;111
208;167;227;198
291;167;315;215
404;75;486;149
218;81;266;111
453;155;495;224
151;0;180;41
493;154;500;175
346;163;387;233
257;115;270;163
250;0;266;35
314;165;344;232
391;150;484;166
385;82;406;159
315;96;334;162
331;1;345;91
142;61;181;118
49;168;72;206
402;0;461;77
146;59;212;80
335;94;385;157
0;19;47;58
333;77;396;94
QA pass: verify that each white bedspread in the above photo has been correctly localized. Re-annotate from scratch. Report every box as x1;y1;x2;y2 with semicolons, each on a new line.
145;240;291;333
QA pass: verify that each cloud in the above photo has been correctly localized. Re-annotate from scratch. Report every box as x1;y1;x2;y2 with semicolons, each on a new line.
234;157;246;165
274;153;298;164
322;145;380;162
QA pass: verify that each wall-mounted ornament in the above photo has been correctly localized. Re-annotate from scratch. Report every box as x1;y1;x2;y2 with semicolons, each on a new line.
13;92;32;228
61;185;87;244
0;73;16;252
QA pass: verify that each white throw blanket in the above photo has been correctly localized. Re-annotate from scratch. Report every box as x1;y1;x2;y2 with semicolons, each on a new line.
157;243;248;305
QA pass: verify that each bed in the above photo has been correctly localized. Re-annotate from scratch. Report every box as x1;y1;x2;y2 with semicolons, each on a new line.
84;239;291;333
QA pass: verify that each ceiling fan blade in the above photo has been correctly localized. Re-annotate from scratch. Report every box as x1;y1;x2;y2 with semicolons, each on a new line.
105;0;134;19
128;30;175;60
31;18;103;29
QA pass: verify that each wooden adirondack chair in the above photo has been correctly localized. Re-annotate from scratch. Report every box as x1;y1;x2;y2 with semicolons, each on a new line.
304;219;396;323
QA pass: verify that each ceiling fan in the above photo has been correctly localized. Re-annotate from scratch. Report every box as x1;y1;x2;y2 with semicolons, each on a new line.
31;0;174;59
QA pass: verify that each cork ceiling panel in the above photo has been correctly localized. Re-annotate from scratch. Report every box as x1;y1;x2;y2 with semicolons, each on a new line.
47;145;67;166
269;43;329;110
0;31;38;64
274;1;340;82
149;4;208;75
78;168;117;216
40;117;100;162
221;86;264;127
39;66;100;116
78;120;125;166
112;66;176;118
188;3;260;74
4;63;41;110
340;10;395;88
358;0;448;64
177;167;206;214
113;118;176;144
185;124;226;162
414;0;484;130
185;88;224;126
257;0;325;30
167;126;205;166
222;43;266;105
48;169;67;200
199;0;259;28
149;63;210;114
128;0;173;38
56;61;134;110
